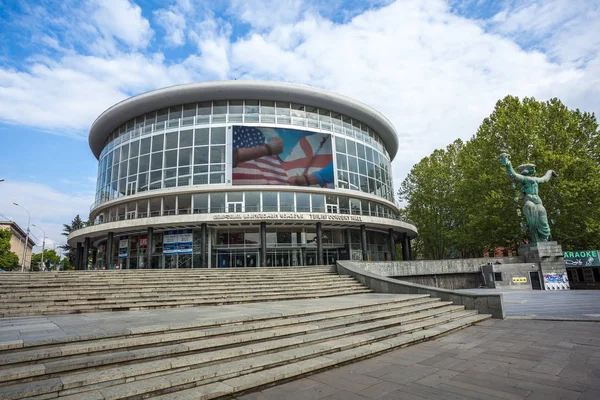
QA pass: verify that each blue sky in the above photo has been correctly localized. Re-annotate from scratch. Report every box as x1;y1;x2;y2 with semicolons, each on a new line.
0;0;598;250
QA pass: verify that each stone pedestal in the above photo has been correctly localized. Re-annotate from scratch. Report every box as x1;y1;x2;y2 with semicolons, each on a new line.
518;242;566;290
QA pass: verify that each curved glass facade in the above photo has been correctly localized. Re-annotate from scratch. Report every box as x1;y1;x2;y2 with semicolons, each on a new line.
93;100;395;210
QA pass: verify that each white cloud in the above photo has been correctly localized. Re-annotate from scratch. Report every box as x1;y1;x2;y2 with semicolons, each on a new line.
91;0;154;52
154;6;187;46
0;181;94;251
188;17;232;79
227;0;305;29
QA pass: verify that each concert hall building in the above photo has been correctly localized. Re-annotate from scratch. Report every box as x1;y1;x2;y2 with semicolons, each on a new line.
68;81;417;269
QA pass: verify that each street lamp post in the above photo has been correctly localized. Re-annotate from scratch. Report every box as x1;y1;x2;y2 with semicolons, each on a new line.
13;203;31;272
32;224;46;271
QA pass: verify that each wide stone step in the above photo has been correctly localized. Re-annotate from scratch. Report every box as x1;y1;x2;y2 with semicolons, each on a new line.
0;290;373;317
0;281;366;301
0;308;485;399
0;297;445;374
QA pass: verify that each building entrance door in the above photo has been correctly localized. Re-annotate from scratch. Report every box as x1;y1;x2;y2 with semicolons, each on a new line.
216;250;259;268
323;249;339;265
530;271;542;290
227;202;243;212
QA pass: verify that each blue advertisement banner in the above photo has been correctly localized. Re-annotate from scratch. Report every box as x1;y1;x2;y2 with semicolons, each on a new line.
163;230;193;255
118;236;128;258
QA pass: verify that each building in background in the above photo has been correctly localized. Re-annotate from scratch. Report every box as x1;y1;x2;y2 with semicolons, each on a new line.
0;218;35;270
68;81;417;269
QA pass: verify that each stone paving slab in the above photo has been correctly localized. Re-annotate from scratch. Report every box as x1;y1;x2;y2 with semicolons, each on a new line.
240;319;600;400
0;294;418;349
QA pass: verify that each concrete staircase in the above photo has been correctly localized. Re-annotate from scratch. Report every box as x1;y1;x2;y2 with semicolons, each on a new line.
0;295;490;399
0;267;371;318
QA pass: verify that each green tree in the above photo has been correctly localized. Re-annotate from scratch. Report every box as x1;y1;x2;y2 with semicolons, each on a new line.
401;96;600;256
0;229;20;270
31;249;61;271
60;215;86;267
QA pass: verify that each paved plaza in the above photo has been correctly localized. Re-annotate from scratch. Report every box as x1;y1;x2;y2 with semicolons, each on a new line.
240;318;600;400
460;289;600;320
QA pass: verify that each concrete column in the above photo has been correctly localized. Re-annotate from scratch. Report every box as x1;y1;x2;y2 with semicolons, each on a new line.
82;237;90;270
260;222;267;267
75;242;82;270
316;222;323;266
200;224;207;268
388;228;396;261
106;232;114;269
407;237;413;260
360;225;368;261
147;227;154;269
401;233;410;261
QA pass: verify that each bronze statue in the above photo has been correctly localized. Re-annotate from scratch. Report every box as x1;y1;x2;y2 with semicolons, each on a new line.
499;153;558;243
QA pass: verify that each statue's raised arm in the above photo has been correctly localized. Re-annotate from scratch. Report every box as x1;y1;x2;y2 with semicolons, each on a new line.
536;169;559;183
498;153;525;183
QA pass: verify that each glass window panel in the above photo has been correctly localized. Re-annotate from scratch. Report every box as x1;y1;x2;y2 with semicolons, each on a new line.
280;192;294;211
165;131;178;150
229;100;243;114
177;176;190;187
275;102;290;115
164;149;177;168
210;172;224;184
296;192;310;212
335;137;346;153
244;192;260;212
119;161;127;178
193;193;208;213
195;128;209;145
128;157;138;176
245;100;259;114
373;150;380;165
337;170;348;188
348;156;358;173
194;147;209;165
194;165;209;173
367;162;375;178
180;130;193;147
169;105;182;119
164;178;177;188
360;175;368;192
210;192;225;212
227;192;243;202
339;196;349;213
140;137;151;155
346;140;357;156
138;173;148;192
357;143;366;159
180;103;195;118
156;108;168;123
336;153;348;170
210;145;226;164
130;141;139;157
349;173;360;190
152;134;164;152
210;164;225;172
211;127;226;145
262;192;278;211
198;102;211;116
145;111;156;126
165;168;177;179
138;155;149;173
151;152;163;170
261;100;275;114
311;194;325;212
120;144;129;160
365;146;373;162
213;100;227;115
291;103;305;117
193;174;208;185
178;166;190;176
179;148;191;166
150;171;162;190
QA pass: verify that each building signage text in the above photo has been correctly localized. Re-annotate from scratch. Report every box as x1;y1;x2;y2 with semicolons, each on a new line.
564;250;600;267
213;213;363;222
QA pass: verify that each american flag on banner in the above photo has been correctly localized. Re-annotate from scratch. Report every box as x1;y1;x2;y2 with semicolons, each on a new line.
232;126;333;186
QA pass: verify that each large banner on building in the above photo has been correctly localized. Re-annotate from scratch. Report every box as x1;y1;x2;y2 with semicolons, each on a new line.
232;126;334;188
564;250;600;267
118;236;128;258
163;230;193;255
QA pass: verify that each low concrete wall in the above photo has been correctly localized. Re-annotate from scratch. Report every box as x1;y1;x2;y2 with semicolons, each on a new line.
392;273;483;290
352;257;525;277
337;261;505;319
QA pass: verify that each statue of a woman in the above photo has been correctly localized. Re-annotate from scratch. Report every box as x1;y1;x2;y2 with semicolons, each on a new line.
498;153;558;243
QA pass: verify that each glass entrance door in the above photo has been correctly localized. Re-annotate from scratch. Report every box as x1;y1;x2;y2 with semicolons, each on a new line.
216;250;259;268
227;202;243;212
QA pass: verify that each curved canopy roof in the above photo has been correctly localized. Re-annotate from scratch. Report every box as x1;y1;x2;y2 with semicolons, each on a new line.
89;81;399;160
